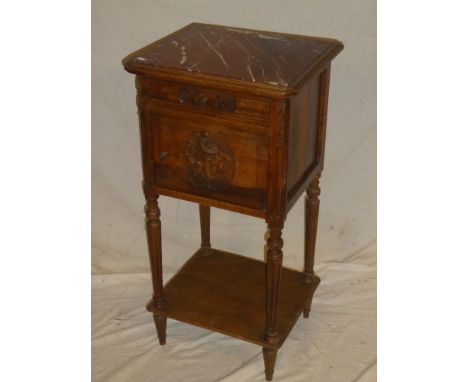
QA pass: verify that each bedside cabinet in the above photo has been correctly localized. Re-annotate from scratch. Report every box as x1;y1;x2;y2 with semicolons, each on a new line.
122;22;343;381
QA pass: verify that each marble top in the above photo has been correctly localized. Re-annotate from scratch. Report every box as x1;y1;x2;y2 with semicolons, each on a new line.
123;23;343;91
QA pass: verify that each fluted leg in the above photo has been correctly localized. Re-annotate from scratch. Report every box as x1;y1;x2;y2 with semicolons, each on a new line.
303;174;321;318
263;347;278;381
264;218;284;344
145;193;166;344
199;204;211;254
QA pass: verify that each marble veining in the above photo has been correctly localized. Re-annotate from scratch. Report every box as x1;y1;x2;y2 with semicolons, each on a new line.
197;31;229;69
180;46;187;65
130;23;334;88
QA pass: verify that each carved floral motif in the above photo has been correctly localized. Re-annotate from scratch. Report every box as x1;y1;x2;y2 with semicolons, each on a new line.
178;86;236;113
183;131;235;190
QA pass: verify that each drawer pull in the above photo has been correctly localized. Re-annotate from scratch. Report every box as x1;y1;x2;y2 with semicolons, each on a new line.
178;86;236;113
160;151;169;160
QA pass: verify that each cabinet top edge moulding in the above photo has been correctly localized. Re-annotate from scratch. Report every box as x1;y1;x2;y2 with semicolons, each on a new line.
122;22;343;97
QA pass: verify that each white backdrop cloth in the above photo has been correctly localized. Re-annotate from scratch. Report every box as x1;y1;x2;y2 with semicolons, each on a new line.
92;0;376;380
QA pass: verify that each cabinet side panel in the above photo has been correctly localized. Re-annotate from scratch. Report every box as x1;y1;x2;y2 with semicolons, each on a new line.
286;75;321;195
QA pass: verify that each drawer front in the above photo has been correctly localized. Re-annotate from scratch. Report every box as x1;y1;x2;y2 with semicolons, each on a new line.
137;77;271;122
149;113;269;212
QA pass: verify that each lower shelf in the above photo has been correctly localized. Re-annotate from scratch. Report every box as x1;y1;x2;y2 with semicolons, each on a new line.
147;248;320;349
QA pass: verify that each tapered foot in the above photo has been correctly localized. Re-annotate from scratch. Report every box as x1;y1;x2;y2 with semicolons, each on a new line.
303;296;312;318
153;315;167;345
263;347;278;381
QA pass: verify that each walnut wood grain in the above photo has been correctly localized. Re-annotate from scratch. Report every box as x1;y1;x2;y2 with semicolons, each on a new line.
150;112;268;213
182;130;235;190
144;194;164;306
286;66;331;212
144;193;166;343
146;248;320;349
303;175;322;318
199;204;211;253
124;23;343;381
153;315;167;345
304;175;321;282
136;76;271;125
263;347;278;381
286;74;321;194
178;85;236;113
265;219;284;344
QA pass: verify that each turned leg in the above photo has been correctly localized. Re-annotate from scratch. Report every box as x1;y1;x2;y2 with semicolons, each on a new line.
263;347;278;381
265;218;284;344
199;204;211;254
303;174;321;318
145;193;166;344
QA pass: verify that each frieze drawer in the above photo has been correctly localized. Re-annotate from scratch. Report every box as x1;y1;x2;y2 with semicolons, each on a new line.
136;77;271;122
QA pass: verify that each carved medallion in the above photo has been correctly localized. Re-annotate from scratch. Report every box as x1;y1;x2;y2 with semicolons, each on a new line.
182;131;235;190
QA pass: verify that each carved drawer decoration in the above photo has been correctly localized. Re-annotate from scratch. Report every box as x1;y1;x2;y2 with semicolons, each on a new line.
178;86;236;113
136;78;271;122
182;131;235;190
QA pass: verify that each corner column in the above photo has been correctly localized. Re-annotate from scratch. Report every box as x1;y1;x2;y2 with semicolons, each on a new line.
262;97;290;380
144;191;166;345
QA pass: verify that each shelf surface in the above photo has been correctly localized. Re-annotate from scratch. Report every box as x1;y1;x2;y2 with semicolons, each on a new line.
147;248;320;349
